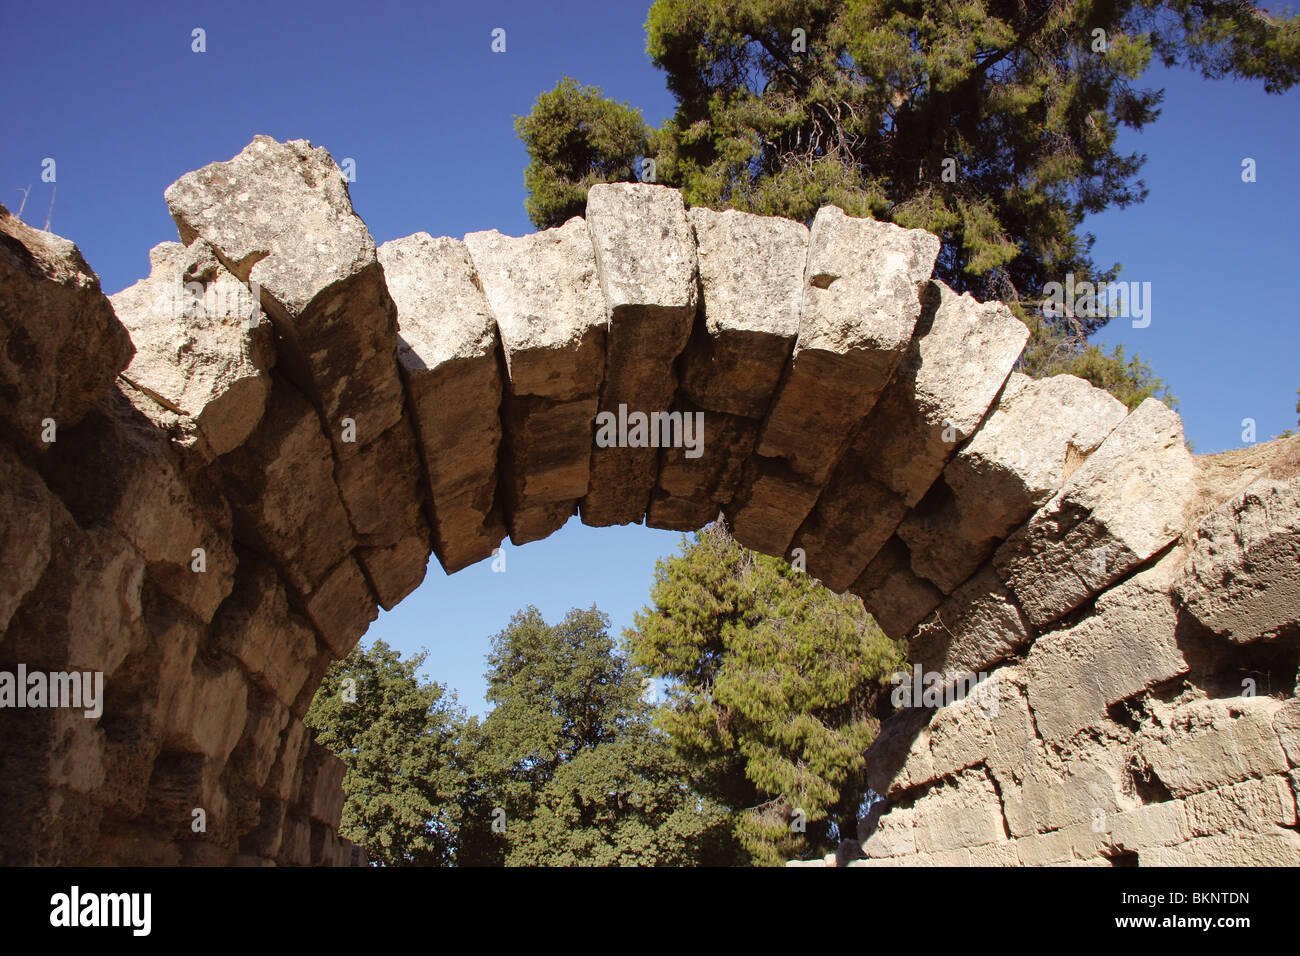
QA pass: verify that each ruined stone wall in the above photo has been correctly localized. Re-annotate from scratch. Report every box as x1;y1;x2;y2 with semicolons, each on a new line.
1;135;1295;866
806;440;1300;866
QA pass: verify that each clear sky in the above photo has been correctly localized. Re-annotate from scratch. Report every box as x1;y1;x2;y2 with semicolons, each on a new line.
3;0;1296;714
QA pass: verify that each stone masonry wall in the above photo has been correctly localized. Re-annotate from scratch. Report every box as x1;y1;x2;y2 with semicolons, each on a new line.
1;135;1296;866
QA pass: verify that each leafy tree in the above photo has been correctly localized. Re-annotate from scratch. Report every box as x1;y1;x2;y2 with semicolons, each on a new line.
515;77;650;232
518;1;1300;405
464;606;738;866
305;640;468;866
627;521;905;865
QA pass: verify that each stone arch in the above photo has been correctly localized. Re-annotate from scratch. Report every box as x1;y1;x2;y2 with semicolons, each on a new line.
1;135;1296;866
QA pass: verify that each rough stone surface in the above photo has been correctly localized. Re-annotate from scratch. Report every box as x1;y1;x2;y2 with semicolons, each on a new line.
1136;696;1290;798
0;203;135;452
851;537;946;639
165;136;429;566
858;455;1300;867
1023;552;1189;744
303;555;378;658
900;372;1128;594
213;558;321;711
727;206;939;555
1173;476;1300;642
792;281;1027;592
995;398;1197;629
582;184;697;526
677;208;807;420
465;218;606;543
218;376;355;596
0;443;55;634
908;564;1033;685
379;233;505;572
648;208;807;530
111;240;275;459
39;387;237;624
647;404;751;531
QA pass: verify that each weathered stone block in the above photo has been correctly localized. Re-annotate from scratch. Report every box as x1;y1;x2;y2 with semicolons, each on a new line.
0;204;134;452
647;405;751;531
334;420;428;591
1276;700;1300;767
900;372;1127;594
995;398;1196;628
1136;696;1291;798
226;687;292;799
908;564;1033;685
0;443;54;634
678;207;807;420
39;387;236;623
582;184;697;526
729;206;938;554
110;239;274;459
1173;476;1300;642
358;533;431;612
1024;554;1189;744
792;281;1026;591
909;767;1010;854
1143;830;1300;866
213;559;319;711
379;233;505;572
297;742;346;827
2;504;146;677
160;657;250;768
218;376;355;595
1105;800;1192;851
648;209;807;529
1182;776;1296;836
264;722;310;804
165;136;428;559
851;537;945;640
303;555;377;658
465;218;606;543
995;732;1134;840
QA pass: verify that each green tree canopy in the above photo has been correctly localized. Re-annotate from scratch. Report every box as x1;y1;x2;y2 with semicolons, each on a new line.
304;640;468;866
627;521;905;865
515;77;650;233
517;0;1299;407
464;606;738;866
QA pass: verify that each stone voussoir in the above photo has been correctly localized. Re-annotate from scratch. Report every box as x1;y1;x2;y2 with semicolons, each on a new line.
899;372;1128;595
793;279;1027;593
464;217;607;544
726;205;939;557
648;206;808;530
582;183;698;527
110;239;275;461
378;232;506;573
994;397;1196;629
165;135;431;582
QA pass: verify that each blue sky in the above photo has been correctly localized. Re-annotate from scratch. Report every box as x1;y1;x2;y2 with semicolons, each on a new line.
3;1;1296;714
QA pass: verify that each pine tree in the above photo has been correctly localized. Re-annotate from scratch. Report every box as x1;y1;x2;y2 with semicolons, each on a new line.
515;77;650;232
627;522;905;865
